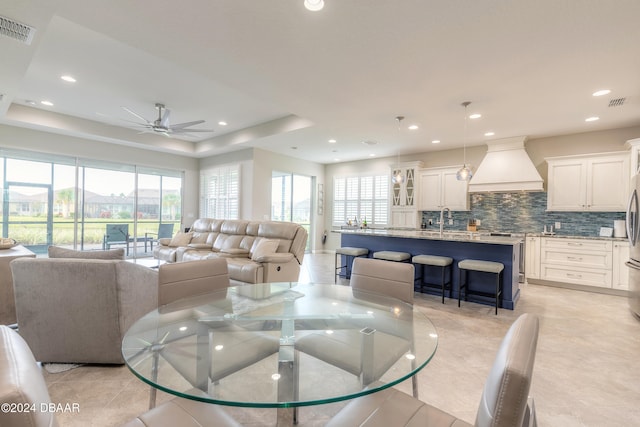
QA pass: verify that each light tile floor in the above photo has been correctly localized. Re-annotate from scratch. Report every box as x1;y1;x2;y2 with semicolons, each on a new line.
42;253;640;426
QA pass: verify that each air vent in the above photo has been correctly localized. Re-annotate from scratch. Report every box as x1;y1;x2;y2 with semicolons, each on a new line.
0;15;36;45
608;97;626;107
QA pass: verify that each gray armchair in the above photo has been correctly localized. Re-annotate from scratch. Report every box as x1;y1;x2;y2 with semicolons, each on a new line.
11;257;158;364
326;313;540;427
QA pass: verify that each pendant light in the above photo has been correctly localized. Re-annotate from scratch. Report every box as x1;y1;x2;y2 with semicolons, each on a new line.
391;116;405;184
456;101;474;181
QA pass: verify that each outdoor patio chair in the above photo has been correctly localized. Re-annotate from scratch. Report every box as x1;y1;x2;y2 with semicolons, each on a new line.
145;223;175;252
103;223;130;255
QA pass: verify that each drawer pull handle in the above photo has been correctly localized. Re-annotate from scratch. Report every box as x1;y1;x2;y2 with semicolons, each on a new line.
566;273;583;278
567;242;583;246
567;256;583;261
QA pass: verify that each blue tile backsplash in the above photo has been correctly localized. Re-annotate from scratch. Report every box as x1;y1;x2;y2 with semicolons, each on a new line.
420;192;626;236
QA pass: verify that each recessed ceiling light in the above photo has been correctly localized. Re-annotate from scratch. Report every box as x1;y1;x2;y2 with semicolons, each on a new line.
369;153;376;157
304;0;324;11
484;132;495;136
362;140;377;146
218;121;227;126
408;125;419;130
593;89;611;97
25;100;36;106
431;140;441;144
328;139;337;143
469;113;482;119
60;75;76;83
334;158;340;162
585;116;599;122
41;100;53;106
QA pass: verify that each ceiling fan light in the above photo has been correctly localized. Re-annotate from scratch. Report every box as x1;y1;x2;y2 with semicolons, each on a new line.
304;0;324;11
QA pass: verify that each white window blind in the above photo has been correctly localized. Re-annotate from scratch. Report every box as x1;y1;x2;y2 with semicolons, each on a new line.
200;165;240;219
333;173;388;226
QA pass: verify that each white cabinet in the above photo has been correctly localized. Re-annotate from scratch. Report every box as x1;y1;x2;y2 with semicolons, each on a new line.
390;161;423;228
612;241;630;290
540;237;613;288
626;138;640;177
525;235;541;281
546;152;629;211
417;167;469;211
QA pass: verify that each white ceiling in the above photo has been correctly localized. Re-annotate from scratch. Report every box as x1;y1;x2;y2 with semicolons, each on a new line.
1;0;640;163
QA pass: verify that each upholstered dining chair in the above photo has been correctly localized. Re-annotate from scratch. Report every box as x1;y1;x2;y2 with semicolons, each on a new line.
157;257;230;307
296;257;416;393
146;258;280;412
326;313;540;427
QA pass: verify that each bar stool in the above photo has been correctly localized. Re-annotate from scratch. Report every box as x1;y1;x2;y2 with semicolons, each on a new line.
372;251;411;263
412;254;453;304
335;247;369;283
458;259;504;315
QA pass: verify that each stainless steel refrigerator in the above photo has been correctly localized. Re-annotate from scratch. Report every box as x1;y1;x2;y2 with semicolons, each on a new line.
626;173;640;317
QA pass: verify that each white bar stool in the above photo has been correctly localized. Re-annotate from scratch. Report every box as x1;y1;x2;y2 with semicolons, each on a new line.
458;259;504;315
412;254;453;304
335;247;369;283
372;251;411;263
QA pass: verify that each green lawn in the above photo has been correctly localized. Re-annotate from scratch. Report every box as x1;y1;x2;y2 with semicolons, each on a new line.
3;217;176;245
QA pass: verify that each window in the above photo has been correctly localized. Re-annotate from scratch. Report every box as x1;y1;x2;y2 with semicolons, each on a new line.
200;164;240;219
333;173;388;227
0;148;183;256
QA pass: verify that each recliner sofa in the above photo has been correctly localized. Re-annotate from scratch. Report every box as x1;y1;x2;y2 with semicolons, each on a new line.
153;219;308;285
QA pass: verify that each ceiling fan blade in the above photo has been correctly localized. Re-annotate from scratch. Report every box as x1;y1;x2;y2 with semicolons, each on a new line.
171;128;215;134
122;106;152;124
170;120;206;129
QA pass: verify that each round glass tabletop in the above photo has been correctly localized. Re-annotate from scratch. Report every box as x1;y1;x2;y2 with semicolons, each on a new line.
122;282;438;408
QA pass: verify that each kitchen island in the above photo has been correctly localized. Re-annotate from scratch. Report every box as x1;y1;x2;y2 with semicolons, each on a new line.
337;228;522;310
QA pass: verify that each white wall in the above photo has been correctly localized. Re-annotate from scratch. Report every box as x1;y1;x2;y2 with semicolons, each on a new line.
199;147;326;252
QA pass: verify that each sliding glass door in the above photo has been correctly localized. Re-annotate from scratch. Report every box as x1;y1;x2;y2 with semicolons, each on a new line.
0;149;183;258
271;171;312;251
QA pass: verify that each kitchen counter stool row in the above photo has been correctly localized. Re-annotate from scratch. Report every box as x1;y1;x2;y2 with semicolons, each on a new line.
336;245;504;314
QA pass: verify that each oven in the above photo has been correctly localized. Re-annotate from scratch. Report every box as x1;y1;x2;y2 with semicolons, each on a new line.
490;232;526;283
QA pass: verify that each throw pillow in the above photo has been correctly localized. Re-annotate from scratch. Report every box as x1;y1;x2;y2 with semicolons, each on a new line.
251;239;279;261
168;232;193;247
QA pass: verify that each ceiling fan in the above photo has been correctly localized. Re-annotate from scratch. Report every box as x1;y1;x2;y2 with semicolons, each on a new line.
121;103;214;137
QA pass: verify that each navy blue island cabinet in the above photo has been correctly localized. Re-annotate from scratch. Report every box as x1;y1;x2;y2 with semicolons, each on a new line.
339;230;521;310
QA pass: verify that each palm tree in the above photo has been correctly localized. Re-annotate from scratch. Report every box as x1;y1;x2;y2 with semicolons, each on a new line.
162;193;180;221
56;188;74;218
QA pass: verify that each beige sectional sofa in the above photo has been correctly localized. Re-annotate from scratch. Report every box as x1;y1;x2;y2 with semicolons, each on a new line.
153;219;308;285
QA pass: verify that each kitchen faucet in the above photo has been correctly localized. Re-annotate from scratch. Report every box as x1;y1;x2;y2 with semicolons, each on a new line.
439;207;451;237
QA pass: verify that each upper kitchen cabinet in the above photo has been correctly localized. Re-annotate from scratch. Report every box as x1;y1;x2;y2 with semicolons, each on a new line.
390;161;423;228
546;152;629;211
417;166;469;211
626;138;640;176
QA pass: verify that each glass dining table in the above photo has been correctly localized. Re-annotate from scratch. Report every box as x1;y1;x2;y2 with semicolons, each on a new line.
122;282;438;426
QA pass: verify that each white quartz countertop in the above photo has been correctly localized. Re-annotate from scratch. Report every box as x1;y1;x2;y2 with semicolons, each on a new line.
335;228;521;245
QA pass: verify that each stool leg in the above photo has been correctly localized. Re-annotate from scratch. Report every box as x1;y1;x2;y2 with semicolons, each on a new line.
334;252;339;283
495;272;501;315
447;264;453;299
458;269;463;308
440;265;445;304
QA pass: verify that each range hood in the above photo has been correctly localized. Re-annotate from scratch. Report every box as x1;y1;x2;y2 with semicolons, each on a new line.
468;136;544;193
